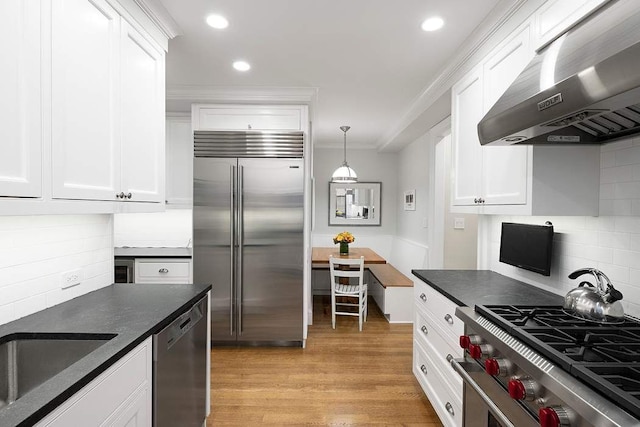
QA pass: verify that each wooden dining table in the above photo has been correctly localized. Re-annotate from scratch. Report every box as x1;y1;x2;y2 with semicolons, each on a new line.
311;247;386;267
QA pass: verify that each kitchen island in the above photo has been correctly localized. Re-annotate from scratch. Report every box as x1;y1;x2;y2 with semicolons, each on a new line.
0;283;211;426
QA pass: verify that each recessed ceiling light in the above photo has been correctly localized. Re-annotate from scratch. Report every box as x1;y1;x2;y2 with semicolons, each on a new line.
233;61;251;72
421;16;444;32
206;14;228;29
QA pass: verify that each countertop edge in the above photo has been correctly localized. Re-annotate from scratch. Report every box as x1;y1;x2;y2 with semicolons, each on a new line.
6;284;211;427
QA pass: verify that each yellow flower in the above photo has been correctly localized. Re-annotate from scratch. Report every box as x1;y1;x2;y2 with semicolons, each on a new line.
333;231;355;244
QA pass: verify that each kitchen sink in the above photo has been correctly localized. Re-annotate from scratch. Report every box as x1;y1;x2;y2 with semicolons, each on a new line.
0;333;116;409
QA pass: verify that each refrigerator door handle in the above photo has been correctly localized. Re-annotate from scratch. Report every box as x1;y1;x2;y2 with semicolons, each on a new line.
238;165;244;335
230;164;236;336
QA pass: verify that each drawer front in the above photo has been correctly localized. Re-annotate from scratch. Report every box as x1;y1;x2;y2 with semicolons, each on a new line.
413;340;462;427
414;307;463;393
414;280;463;340
135;259;191;283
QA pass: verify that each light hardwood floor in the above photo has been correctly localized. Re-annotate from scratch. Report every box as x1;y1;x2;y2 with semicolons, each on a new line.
208;296;443;426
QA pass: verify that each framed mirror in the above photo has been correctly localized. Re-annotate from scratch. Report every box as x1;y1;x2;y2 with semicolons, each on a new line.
329;182;381;226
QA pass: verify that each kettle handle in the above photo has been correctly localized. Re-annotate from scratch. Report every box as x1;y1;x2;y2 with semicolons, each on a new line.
568;268;595;280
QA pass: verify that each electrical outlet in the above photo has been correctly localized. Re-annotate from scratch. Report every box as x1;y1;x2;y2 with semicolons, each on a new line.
61;269;83;289
454;218;466;230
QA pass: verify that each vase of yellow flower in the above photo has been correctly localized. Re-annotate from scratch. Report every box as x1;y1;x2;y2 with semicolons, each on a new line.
333;231;355;255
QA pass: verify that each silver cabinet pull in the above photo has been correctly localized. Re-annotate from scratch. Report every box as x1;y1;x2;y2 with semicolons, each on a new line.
421;325;428;335
444;314;454;325
420;364;427;375
116;192;125;199
419;293;427;302
159;268;169;273
474;198;479;203
126;192;132;199
445;402;455;416
446;354;453;362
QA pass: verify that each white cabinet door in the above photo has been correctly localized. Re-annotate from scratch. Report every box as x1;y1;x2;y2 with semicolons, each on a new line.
534;0;609;49
0;0;42;198
194;106;302;130
451;66;483;207
37;337;152;427
120;20;165;203
166;117;193;206
51;0;121;201
481;25;533;206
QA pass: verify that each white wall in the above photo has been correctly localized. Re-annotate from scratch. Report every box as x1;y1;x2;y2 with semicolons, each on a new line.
482;138;640;318
397;132;429;246
114;209;192;247
312;147;397;241
0;215;113;325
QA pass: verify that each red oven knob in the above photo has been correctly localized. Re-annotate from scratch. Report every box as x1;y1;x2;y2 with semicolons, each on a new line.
458;334;481;349
508;378;539;401
484;358;511;376
468;343;493;359
539;406;571;427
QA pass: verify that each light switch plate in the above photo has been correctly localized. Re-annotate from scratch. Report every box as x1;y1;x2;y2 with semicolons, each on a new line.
454;217;465;230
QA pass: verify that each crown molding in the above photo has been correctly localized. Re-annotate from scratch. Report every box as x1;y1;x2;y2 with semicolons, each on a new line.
376;0;534;152
134;0;182;39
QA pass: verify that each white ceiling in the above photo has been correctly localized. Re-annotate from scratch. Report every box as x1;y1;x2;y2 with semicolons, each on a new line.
159;0;502;150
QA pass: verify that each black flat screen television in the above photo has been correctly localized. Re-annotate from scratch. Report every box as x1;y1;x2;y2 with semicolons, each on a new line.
499;222;554;276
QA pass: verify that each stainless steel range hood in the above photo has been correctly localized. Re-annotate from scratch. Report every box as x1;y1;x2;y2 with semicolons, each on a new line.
478;0;640;146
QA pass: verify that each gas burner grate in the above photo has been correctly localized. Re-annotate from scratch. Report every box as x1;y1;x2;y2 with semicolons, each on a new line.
573;363;640;419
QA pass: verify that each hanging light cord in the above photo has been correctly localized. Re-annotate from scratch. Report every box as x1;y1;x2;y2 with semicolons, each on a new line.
340;125;350;166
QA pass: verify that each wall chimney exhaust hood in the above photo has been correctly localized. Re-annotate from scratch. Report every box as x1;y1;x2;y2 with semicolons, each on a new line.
478;0;640;146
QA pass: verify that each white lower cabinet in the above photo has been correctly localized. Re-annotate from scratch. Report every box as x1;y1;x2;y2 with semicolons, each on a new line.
36;337;152;427
135;258;192;284
413;280;463;427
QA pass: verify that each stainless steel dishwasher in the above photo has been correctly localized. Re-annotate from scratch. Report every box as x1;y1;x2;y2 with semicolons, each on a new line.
153;295;208;427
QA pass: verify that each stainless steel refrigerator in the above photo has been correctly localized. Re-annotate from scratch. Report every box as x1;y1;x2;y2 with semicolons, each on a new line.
193;130;304;345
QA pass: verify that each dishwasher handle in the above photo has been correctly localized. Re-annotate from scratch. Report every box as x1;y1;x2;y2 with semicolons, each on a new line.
154;297;206;356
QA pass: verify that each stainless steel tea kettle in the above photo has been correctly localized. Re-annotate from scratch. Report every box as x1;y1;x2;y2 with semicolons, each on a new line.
564;268;624;321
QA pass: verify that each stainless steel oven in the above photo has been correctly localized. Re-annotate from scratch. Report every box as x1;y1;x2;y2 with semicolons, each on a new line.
114;257;134;283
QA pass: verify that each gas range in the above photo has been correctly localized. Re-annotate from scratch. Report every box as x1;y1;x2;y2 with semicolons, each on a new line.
453;305;640;427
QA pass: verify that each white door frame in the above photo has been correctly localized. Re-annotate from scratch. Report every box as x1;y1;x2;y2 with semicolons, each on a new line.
426;117;451;270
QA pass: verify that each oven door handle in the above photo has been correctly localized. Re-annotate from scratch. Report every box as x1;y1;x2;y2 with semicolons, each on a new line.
450;357;516;427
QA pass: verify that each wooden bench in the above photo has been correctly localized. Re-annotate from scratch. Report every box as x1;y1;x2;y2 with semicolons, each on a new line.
367;263;413;323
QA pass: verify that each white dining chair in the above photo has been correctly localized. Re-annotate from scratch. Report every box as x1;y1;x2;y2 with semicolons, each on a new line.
328;255;368;331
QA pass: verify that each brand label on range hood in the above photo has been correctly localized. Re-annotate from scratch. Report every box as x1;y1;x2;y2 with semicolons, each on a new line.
537;93;563;111
547;135;580;142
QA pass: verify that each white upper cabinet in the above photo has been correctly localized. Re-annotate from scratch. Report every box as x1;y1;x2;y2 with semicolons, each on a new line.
0;0;42;198
451;66;484;207
120;20;165;203
51;0;121;201
193;105;303;131
533;0;609;50
480;25;532;207
452;25;534;210
450;16;600;216
49;0;165;206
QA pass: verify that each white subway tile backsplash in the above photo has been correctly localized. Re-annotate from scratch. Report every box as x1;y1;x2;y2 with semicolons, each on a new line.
486;136;640;318
0;215;113;326
113;210;192;248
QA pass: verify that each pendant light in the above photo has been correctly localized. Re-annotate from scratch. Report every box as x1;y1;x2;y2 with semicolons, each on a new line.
331;126;358;182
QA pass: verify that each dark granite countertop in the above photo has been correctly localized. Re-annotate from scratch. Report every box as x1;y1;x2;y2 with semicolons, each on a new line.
114;247;192;258
0;283;211;426
411;270;563;307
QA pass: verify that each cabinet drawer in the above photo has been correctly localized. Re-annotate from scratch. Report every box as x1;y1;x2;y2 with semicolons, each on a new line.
414;280;463;340
135;258;191;283
413;340;462;427
414;307;463;392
